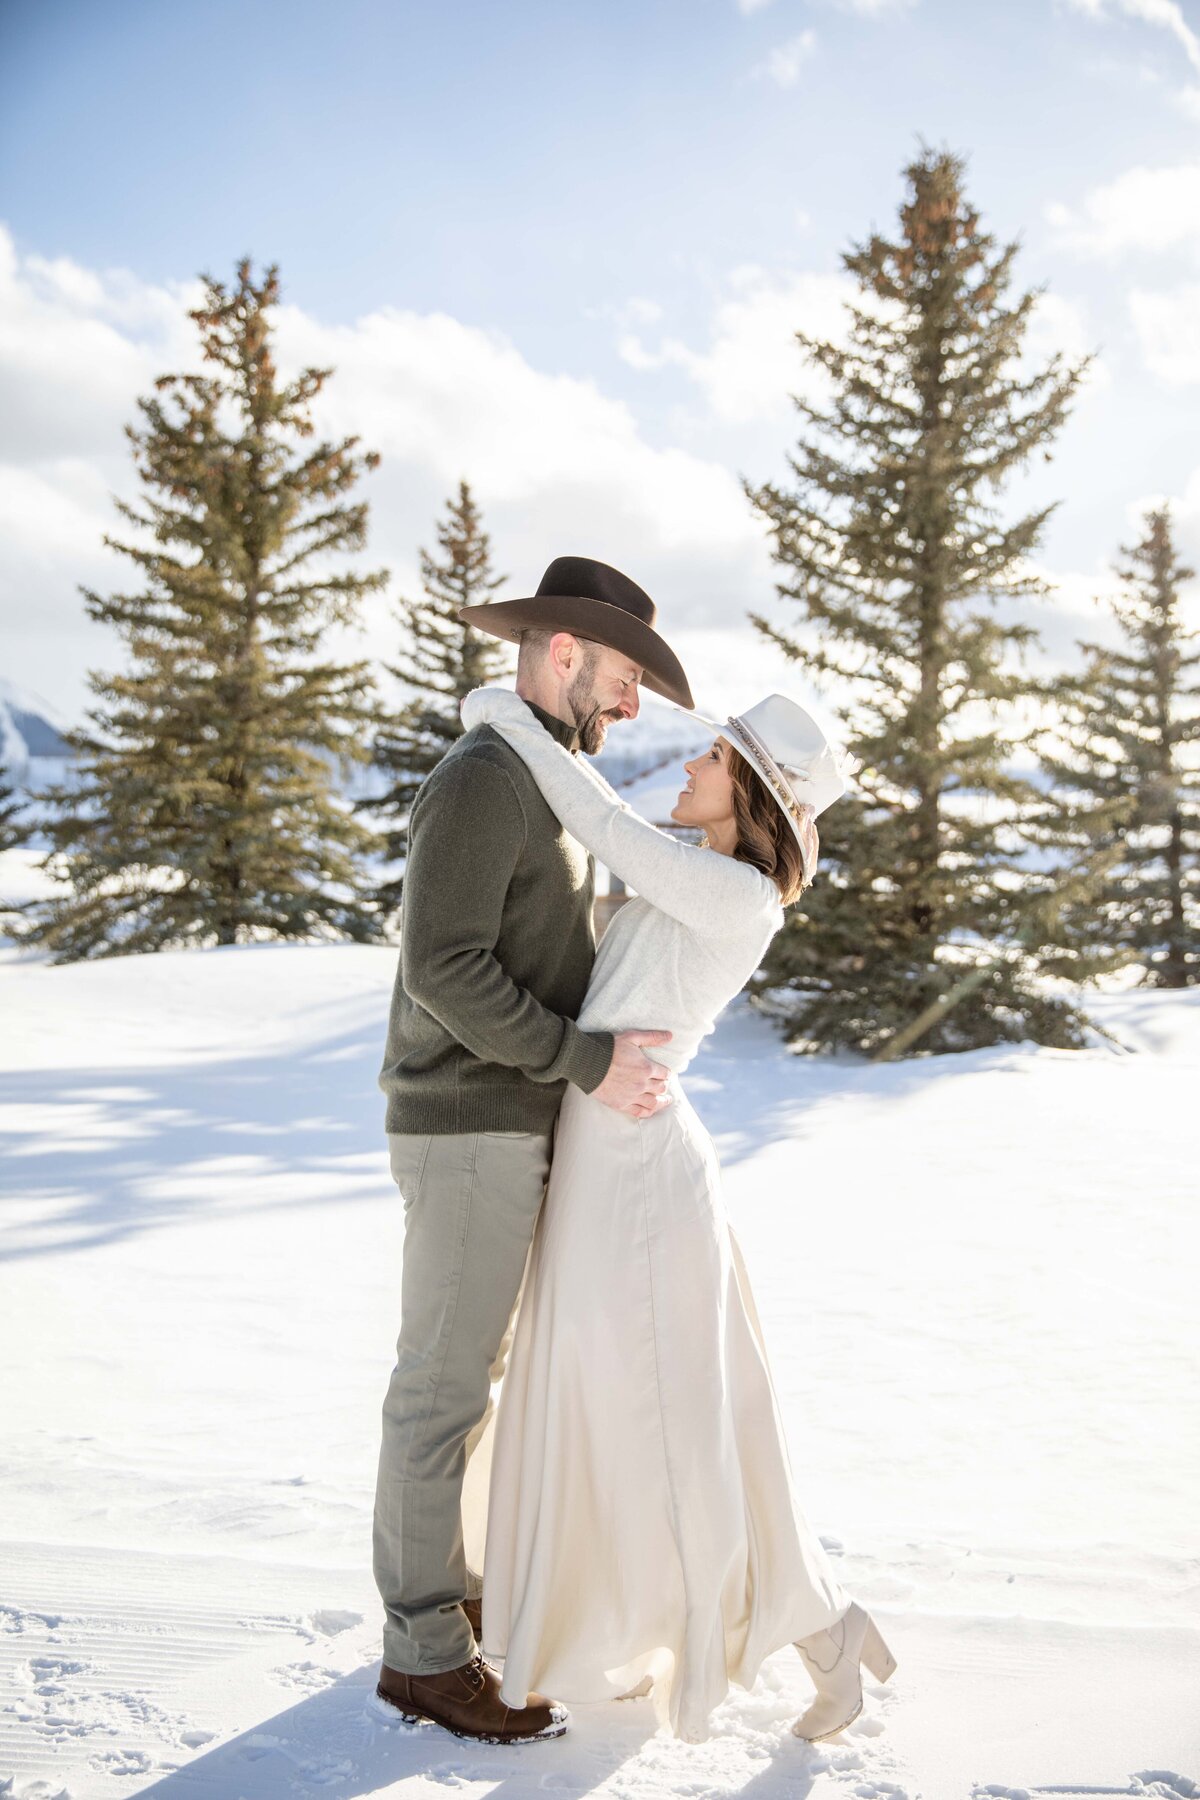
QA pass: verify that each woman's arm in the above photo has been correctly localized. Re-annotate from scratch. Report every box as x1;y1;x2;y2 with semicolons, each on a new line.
460;686;778;933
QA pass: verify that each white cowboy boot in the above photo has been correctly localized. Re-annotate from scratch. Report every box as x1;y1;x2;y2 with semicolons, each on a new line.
792;1601;897;1742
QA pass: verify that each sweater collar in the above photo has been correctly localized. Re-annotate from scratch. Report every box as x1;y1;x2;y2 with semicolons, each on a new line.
525;698;582;755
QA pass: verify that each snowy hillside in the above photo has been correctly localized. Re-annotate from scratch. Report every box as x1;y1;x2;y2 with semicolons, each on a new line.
0;673;710;842
0;678;75;810
592;691;713;797
1;925;1197;1800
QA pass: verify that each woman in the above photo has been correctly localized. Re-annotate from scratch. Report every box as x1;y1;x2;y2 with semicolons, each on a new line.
456;682;897;1745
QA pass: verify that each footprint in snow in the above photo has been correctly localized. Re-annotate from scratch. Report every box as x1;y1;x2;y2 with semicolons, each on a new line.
0;1603;72;1635
89;1746;155;1777
308;1608;362;1636
271;1659;337;1692
19;1656;90;1693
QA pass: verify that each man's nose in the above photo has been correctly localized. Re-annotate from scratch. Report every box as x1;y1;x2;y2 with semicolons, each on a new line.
618;685;639;720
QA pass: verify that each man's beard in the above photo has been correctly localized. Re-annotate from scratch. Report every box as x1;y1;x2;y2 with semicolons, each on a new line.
567;656;625;755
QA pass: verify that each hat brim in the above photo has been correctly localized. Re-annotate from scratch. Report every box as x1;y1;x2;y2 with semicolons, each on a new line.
457;595;694;711
694;707;845;820
711;717;819;881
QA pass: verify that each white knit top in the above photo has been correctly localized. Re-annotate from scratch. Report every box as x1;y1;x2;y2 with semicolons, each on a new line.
460;686;785;1076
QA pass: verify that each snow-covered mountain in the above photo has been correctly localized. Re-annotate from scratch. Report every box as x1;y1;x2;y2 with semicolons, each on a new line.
0;678;74;787
338;689;712;830
593;696;712;820
0;675;705;812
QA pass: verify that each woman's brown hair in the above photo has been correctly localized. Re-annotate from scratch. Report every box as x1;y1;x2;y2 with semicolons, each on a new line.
712;741;813;906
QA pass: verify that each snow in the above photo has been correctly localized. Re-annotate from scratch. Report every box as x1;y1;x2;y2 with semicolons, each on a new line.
0;846;61;912
0;680;74;790
0;680;74;732
1;900;1198;1799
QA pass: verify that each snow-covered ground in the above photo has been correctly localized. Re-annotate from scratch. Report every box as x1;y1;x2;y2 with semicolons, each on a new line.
1;877;1198;1800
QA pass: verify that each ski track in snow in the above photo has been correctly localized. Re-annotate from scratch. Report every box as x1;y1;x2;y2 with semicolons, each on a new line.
1;926;1198;1799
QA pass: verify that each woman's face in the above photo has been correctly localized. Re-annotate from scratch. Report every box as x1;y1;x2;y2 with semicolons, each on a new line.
671;737;736;836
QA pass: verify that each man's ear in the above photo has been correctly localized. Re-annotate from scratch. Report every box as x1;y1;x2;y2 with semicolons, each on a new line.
548;631;580;680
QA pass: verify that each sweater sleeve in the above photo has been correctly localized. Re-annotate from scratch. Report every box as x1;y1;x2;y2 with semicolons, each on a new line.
401;753;614;1093
459;687;778;934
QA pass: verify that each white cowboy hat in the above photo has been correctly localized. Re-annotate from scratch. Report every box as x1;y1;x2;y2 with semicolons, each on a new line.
691;692;849;884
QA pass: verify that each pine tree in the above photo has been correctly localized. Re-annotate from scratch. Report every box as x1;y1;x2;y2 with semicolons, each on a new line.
1035;507;1200;988
18;259;389;962
746;145;1093;1055
363;479;513;912
0;771;28;853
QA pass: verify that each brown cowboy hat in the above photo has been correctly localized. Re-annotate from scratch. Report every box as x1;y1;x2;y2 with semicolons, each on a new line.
456;555;695;710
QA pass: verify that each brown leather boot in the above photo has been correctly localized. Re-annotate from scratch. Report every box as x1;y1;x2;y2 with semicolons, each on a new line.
375;1653;569;1743
463;1595;482;1640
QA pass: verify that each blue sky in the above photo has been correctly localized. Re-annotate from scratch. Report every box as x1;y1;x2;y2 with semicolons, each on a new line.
2;0;1198;722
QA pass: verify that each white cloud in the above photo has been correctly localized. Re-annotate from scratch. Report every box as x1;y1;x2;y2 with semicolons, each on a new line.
1129;282;1200;381
1025;561;1125;658
1062;0;1200;71
1022;290;1109;391
1045;162;1200;255
1055;479;1199;636
618;296;664;327
657;626;804;717
618;267;1104;426
1063;0;1200;115
752;30;818;86
737;0;778;13
0;230;203;464
274;303;760;551
0;224;777;720
618;264;854;425
0;224;1176;731
0;461;113;569
1164;465;1200;558
0;232;215;712
616;332;665;373
992;548;1197;670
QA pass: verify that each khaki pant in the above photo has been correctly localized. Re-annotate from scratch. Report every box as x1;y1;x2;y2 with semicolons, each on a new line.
372;1128;553;1674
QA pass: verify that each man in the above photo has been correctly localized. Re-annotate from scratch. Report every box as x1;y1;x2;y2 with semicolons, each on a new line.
372;556;695;1744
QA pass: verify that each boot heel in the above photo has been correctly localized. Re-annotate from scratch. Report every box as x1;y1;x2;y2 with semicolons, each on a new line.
860;1615;897;1684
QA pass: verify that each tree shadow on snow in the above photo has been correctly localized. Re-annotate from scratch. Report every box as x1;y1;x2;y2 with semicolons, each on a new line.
686;996;1050;1170
0;1016;391;1262
1;983;1054;1261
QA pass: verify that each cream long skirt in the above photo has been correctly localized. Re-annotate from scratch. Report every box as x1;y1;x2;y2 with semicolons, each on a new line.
460;1075;848;1741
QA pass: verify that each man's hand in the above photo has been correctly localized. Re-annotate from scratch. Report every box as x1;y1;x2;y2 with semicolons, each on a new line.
592;1030;673;1120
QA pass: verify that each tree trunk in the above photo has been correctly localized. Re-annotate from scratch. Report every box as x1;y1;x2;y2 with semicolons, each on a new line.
1163;805;1187;987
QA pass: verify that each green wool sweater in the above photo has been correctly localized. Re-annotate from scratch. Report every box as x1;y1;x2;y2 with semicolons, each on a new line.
378;701;616;1135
